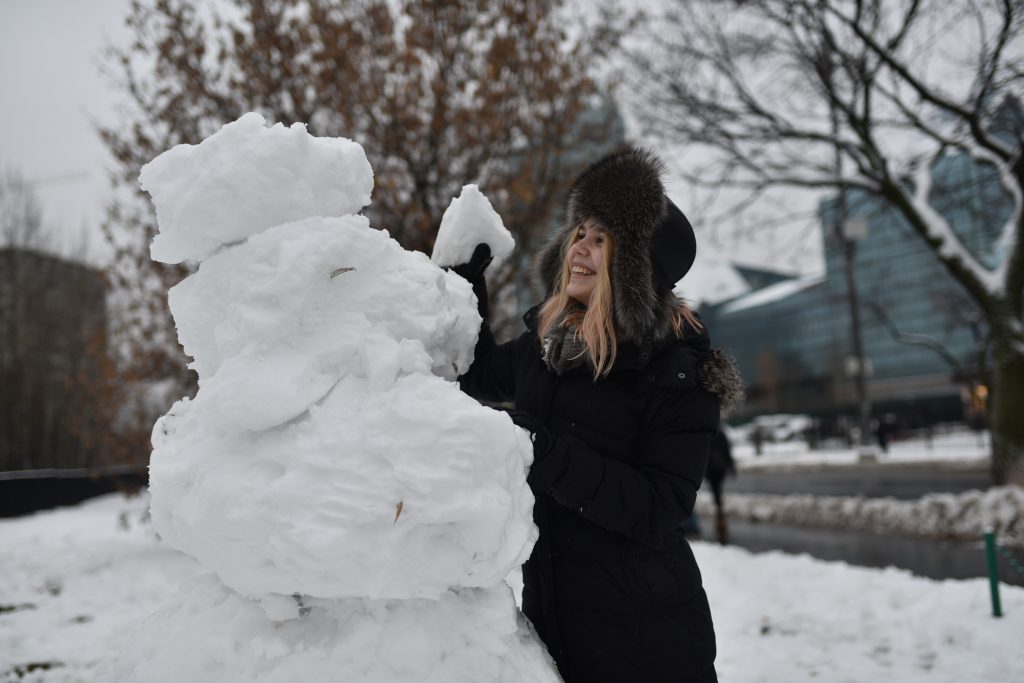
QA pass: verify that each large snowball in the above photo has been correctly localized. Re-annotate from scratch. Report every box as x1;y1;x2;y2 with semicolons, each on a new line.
431;184;515;275
100;575;560;683
168;216;480;432
142;113;373;264
149;375;537;600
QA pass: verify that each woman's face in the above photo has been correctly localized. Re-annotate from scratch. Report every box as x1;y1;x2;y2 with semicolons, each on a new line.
565;218;607;307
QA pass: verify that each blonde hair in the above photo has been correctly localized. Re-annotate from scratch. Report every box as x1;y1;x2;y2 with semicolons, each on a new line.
538;226;703;379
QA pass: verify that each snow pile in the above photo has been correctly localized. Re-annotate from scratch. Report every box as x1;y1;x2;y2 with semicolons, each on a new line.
104;114;557;682
116;575;550;682
430;183;515;275
696;486;1024;546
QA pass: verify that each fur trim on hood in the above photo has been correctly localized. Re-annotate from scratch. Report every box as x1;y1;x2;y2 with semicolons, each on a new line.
538;147;681;345
698;348;746;418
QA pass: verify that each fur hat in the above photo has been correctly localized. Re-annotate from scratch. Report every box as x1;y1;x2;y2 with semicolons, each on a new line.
538;146;697;344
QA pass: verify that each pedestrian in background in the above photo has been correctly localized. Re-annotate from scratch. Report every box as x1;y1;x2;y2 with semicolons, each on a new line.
705;430;736;545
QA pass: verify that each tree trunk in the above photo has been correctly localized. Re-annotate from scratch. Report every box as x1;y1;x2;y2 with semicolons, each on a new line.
989;341;1024;486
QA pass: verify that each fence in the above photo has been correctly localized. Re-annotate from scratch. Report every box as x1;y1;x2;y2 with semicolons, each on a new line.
0;465;147;517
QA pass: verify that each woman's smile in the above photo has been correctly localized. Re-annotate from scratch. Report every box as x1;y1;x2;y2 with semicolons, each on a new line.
565;219;607;305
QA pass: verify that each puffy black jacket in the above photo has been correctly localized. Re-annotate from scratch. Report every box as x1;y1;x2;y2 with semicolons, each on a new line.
459;307;720;683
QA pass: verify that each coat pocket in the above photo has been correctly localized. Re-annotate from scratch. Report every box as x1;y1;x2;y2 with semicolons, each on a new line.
630;550;680;602
629;542;703;605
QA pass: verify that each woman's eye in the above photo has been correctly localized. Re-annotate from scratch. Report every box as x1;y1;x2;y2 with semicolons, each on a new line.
596;237;604;245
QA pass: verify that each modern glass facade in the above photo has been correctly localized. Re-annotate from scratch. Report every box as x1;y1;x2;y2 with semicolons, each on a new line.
703;150;1011;423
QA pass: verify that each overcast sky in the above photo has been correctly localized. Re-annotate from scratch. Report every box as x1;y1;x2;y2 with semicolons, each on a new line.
0;0;132;264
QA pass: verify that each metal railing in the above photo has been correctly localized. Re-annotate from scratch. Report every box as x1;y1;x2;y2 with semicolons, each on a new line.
983;529;1024;617
0;465;147;482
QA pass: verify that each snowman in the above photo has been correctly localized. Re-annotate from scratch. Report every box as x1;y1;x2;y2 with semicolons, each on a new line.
103;113;561;682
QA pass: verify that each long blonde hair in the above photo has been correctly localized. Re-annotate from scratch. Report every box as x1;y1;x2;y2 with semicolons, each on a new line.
538;226;703;379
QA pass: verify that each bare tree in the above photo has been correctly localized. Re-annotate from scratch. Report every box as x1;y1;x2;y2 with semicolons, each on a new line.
99;0;630;404
629;0;1024;484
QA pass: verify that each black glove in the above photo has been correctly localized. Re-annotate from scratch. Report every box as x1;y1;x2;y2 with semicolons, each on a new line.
448;243;492;320
450;243;492;285
507;409;554;460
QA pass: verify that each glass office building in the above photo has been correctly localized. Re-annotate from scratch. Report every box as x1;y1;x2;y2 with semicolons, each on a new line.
703;148;1012;424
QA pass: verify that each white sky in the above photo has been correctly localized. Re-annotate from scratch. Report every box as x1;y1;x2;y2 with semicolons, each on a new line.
0;0;133;264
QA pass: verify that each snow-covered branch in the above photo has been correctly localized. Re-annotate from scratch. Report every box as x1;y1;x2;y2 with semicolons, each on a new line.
824;1;1018;161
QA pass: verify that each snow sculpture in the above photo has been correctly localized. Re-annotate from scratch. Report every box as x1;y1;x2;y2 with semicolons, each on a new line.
105;113;560;682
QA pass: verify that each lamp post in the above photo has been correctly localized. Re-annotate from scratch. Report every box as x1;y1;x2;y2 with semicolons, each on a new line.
830;101;875;458
838;214;875;458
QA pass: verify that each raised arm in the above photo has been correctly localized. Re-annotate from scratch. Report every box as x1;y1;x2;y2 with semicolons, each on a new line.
451;243;524;404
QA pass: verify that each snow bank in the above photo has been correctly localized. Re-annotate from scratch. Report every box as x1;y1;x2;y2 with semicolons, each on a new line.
141;113;373;264
697;486;1024;546
431;184;515;274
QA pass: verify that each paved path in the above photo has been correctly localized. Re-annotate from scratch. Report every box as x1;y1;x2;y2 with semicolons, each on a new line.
729;461;992;499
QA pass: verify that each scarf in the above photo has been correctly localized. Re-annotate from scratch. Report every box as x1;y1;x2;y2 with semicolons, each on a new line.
541;308;588;376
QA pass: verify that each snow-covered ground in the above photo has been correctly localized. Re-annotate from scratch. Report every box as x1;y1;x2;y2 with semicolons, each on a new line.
2;493;1022;682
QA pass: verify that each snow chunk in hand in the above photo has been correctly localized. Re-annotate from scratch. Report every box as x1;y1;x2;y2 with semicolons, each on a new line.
142;112;373;264
431;184;514;274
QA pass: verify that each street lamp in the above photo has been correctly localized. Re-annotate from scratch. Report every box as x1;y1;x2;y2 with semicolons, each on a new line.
837;212;875;460
825;39;875;459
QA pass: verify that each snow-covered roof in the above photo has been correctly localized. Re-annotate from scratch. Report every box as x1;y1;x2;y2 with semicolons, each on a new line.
674;255;752;306
718;272;825;314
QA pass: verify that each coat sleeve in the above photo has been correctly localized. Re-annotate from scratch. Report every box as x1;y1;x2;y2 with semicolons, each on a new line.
528;388;719;542
457;315;529;404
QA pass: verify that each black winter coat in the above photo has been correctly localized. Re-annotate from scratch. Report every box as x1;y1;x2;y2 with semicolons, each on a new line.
459;308;720;683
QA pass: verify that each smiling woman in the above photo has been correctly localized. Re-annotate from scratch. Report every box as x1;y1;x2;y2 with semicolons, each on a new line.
456;146;745;683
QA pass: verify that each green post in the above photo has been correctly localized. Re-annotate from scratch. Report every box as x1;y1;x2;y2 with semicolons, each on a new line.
984;530;1003;618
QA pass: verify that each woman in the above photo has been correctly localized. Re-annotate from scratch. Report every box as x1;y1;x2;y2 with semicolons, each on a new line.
456;147;743;683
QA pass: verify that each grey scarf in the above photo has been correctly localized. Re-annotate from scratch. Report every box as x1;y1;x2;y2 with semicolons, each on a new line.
541;309;588;376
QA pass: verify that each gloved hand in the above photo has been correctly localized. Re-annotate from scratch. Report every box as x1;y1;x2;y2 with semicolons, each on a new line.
507;409;554;460
448;243;492;319
508;409;569;493
449;243;493;285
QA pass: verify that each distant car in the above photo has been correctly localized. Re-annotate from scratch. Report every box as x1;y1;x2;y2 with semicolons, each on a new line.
735;414;813;443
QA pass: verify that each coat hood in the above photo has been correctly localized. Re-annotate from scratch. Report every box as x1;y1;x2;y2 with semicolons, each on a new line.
537;146;696;345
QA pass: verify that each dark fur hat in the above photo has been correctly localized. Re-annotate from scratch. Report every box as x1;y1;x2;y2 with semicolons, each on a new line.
538;146;696;344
